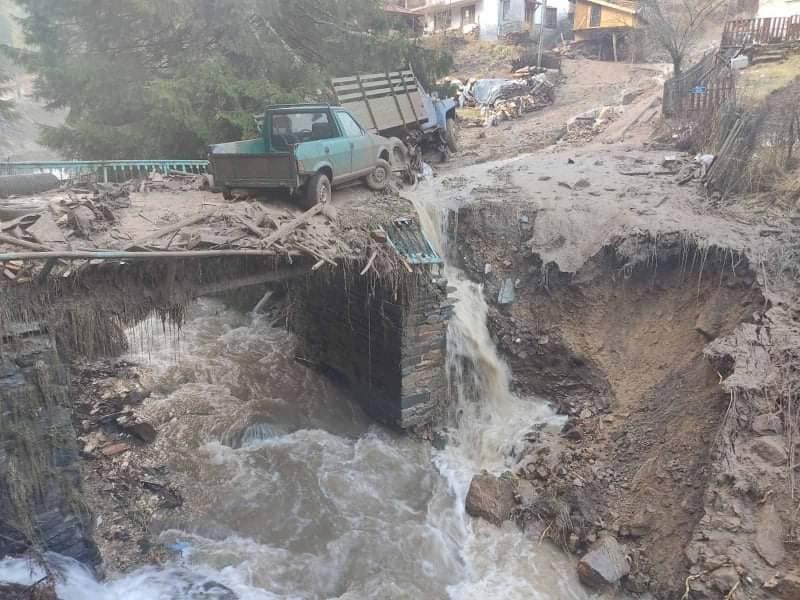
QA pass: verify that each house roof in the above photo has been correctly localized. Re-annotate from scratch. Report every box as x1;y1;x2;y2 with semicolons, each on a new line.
580;0;639;15
411;0;486;13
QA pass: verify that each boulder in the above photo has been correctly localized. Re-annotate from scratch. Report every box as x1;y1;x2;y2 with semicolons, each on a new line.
577;536;630;588
514;479;537;507
754;503;785;567
709;566;740;594
124;421;157;443
774;572;800;599
465;471;516;526
751;413;783;436
751;436;788;467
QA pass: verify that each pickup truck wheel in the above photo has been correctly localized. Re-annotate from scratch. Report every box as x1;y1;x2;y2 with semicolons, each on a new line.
445;117;459;153
222;187;233;201
300;172;331;209
365;159;391;191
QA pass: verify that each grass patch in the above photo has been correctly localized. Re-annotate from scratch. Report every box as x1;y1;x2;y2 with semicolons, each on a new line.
739;54;800;104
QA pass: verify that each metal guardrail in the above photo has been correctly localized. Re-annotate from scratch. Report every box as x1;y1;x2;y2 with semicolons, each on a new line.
0;160;209;182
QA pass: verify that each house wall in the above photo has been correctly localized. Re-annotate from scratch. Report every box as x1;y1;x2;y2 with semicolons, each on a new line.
757;0;800;17
531;0;574;25
573;1;636;30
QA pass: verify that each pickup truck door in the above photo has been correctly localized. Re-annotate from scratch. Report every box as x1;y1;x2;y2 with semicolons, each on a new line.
335;110;373;175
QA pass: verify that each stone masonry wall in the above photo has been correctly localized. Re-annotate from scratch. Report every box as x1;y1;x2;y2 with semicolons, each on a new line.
290;266;450;431
0;323;99;567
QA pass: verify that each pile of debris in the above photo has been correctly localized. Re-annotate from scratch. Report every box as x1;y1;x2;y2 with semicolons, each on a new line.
461;71;558;127
560;106;621;144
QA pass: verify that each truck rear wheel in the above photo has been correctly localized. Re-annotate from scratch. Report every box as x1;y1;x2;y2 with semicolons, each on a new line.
365;159;391;191
299;172;331;209
445;117;459;153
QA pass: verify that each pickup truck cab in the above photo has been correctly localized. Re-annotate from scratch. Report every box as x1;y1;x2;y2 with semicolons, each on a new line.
208;104;395;208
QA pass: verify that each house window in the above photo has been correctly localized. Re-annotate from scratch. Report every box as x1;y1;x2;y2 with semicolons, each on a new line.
502;0;511;20
434;9;452;30
462;4;476;25
524;1;536;27
545;6;558;28
590;4;602;27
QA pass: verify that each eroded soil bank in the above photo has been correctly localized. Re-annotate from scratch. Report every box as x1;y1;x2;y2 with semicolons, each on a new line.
454;199;800;598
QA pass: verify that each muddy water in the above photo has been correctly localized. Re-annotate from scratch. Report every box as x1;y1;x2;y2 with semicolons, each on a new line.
1;184;614;599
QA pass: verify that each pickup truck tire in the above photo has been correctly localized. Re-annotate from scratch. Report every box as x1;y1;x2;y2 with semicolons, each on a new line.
365;159;391;191
445;117;459;153
300;172;332;209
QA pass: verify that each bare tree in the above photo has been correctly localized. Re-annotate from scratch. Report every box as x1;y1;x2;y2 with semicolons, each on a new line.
639;0;731;77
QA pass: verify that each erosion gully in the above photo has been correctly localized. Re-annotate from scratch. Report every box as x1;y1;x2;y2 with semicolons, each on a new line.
0;180;624;599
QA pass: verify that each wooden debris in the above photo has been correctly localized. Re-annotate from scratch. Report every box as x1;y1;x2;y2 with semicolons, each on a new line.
0;232;53;252
262;203;324;249
128;209;218;248
360;250;378;275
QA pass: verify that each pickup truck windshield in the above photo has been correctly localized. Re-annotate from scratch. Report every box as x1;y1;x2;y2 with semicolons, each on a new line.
271;112;335;149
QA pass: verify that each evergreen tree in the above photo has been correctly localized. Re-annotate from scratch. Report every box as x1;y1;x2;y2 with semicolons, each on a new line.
8;0;451;158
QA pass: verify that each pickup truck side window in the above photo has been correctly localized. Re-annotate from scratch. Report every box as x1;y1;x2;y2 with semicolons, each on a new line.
336;112;365;138
271;111;335;149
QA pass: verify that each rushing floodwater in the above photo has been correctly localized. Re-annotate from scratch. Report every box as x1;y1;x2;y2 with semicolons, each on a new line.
1;189;614;599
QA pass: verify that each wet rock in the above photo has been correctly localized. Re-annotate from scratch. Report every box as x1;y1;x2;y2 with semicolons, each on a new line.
751;436;788;467
754;503;785;566
465;471;516;526
574;178;591;189
193;580;238;599
751;413;783;436
0;583;59;600
431;430;448;451
709;566;740;594
577;536;630;588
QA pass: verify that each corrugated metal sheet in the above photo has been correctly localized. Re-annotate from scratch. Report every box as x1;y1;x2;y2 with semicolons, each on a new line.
383;218;442;265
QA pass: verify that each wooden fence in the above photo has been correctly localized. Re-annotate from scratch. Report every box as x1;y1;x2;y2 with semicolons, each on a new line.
722;15;800;47
663;51;735;116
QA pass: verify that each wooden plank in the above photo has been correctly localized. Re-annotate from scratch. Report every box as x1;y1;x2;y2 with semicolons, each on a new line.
356;73;379;131
262;203;324;249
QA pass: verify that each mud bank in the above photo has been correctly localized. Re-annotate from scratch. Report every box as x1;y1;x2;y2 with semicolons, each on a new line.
455;202;800;598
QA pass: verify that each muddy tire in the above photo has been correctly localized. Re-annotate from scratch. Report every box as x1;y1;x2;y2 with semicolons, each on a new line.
365;159;391;191
299;172;332;209
222;187;233;201
445;117;459;153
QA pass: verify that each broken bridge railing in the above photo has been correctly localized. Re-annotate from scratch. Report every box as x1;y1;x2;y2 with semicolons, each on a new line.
0;159;208;183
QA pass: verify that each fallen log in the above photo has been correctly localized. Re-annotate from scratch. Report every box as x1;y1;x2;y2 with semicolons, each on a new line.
0;232;53;252
128;209;218;249
0;249;305;262
0;173;60;197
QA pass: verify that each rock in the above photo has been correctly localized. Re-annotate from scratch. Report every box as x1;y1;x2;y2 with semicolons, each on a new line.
101;442;129;457
515;479;537;507
774;572;800;599
620;89;644;105
68;205;96;237
751;436;788;467
751;413;783;436
709;566;740;594
754;503;785;566
465;471;516;526
574;178;591;189
497;279;515;305
577;536;629;588
124;421;157;444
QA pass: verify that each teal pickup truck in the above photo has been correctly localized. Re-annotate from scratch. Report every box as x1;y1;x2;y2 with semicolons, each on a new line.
208;104;396;208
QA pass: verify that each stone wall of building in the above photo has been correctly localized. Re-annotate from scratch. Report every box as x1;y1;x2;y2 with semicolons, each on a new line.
0;323;99;567
290;266;451;431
